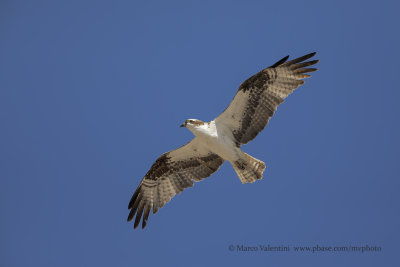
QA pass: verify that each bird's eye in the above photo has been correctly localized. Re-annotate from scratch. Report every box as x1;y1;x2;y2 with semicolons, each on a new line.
189;120;193;123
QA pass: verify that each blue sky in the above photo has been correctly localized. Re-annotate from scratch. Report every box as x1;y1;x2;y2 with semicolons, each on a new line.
1;0;399;266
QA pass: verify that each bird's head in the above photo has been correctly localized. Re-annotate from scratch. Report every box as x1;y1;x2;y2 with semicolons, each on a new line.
180;119;205;129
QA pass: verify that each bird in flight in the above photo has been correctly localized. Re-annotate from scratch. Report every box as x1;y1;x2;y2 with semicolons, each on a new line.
128;52;318;229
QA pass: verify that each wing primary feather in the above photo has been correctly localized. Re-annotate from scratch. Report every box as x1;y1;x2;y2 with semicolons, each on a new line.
269;55;289;68
152;187;159;214
293;68;318;74
127;208;135;222
281;52;316;66
153;204;159;214
294;74;311;79
134;201;145;229
127;191;142;221
289;60;319;70
142;204;151;229
128;185;141;209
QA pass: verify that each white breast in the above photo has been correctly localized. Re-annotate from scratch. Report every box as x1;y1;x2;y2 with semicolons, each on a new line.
189;121;240;162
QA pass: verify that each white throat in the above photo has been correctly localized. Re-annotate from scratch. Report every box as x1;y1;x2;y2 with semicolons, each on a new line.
187;121;216;138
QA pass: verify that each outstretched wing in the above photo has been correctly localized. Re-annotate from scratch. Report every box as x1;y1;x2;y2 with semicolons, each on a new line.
215;52;318;146
127;138;224;229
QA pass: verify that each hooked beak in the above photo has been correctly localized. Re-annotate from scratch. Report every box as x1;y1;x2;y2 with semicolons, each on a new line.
180;123;185;127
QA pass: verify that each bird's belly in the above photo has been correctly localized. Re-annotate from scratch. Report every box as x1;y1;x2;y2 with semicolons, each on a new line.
200;134;239;162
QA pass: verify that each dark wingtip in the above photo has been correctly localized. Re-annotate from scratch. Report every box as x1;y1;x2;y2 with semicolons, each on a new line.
307;59;319;66
134;215;140;229
134;203;144;229
308;51;317;57
127;211;134;222
269;55;289;68
281;52;318;67
301;52;317;59
142;205;150;229
128;185;141;209
306;67;318;72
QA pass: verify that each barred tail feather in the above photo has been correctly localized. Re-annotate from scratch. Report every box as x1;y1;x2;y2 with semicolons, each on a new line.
232;152;266;184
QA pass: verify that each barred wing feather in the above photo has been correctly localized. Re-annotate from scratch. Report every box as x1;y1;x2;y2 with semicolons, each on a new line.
127;138;224;229
215;52;318;146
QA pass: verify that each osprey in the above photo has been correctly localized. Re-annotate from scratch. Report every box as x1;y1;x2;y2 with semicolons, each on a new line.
128;52;318;229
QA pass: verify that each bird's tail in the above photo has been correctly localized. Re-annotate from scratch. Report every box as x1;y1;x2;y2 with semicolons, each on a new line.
232;152;266;184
